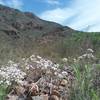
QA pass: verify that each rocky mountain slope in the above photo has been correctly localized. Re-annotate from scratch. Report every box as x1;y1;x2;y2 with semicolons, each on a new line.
0;4;100;64
0;4;75;63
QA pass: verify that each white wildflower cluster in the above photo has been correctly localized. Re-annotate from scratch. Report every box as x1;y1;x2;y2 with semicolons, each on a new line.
20;54;71;79
87;48;94;53
62;58;68;62
0;54;73;86
78;48;95;60
21;54;60;71
0;60;26;85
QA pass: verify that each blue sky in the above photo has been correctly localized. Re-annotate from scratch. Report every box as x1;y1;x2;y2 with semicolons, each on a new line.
0;0;100;32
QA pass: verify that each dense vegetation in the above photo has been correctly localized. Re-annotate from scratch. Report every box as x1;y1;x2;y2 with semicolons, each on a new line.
0;31;100;65
36;32;100;59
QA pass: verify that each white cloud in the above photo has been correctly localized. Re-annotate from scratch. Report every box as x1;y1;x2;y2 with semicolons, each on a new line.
0;0;23;9
40;0;100;32
40;8;77;24
38;0;60;5
46;0;60;5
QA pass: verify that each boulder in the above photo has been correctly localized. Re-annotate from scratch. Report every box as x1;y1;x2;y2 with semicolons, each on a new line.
51;90;60;98
60;79;68;87
49;95;59;100
15;85;26;96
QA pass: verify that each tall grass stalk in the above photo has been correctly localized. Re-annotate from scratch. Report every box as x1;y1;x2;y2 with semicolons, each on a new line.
70;63;99;100
0;85;9;100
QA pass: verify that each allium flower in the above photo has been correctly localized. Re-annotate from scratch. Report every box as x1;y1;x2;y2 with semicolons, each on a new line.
87;48;94;53
62;58;68;62
58;74;64;79
0;61;26;85
78;49;95;61
62;71;68;76
78;56;83;60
